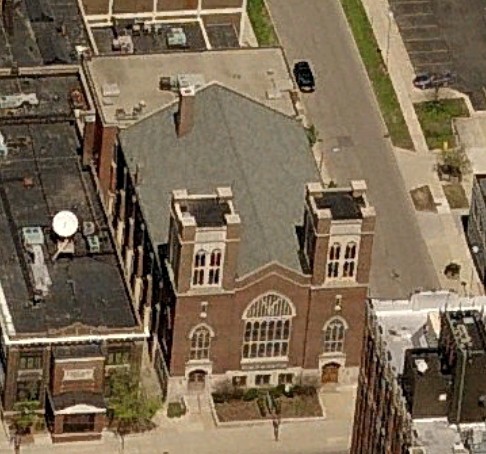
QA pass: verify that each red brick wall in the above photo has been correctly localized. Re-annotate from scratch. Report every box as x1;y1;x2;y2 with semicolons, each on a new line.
113;0;152;13
201;0;243;8
96;125;118;203
170;266;368;375
306;286;368;368
51;360;104;395
81;0;109;14
157;0;197;11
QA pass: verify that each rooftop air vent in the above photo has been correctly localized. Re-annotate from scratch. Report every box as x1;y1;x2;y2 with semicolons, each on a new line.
102;83;120;98
22;226;45;246
82;221;95;236
415;359;428;374
166;27;187;48
87;235;100;254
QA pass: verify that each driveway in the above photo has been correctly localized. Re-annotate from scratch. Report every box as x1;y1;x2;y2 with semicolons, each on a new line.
267;0;440;299
390;0;486;109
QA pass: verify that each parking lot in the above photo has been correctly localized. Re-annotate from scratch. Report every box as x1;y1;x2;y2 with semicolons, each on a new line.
391;0;486;109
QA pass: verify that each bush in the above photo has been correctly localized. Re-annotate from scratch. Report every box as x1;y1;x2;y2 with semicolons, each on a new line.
282;385;294;398
242;388;260;401
269;385;284;399
212;392;227;404
231;387;244;401
292;385;316;397
167;402;185;418
256;397;267;417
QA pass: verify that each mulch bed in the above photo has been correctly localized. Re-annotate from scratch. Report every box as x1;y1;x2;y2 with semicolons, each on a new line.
214;394;323;423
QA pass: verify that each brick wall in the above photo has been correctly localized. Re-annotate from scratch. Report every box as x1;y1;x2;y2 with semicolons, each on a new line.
51;359;104;395
169;266;368;376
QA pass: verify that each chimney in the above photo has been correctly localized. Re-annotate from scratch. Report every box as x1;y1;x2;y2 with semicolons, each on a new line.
176;86;195;137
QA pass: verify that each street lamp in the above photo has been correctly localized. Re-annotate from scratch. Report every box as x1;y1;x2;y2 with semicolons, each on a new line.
385;10;394;68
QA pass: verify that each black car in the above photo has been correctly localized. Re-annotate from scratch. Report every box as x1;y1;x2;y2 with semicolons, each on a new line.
413;73;433;90
293;61;315;92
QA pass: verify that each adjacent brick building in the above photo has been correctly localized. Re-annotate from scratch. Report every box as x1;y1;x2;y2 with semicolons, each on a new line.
82;53;376;398
0;71;145;442
80;0;247;47
351;292;486;454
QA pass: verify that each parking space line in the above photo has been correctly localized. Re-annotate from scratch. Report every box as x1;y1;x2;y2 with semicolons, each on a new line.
404;36;444;42
400;24;439;30
398;12;434;17
392;0;430;4
409;49;449;55
414;62;453;69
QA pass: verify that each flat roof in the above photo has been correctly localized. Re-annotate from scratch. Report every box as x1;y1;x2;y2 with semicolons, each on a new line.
0;76;137;337
315;192;365;220
0;0;89;67
372;292;486;374
84;48;296;127
182;199;232;228
91;22;207;55
413;420;461;454
446;310;486;352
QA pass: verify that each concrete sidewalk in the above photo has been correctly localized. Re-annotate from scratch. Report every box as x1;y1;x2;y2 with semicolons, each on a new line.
0;388;355;454
357;0;483;295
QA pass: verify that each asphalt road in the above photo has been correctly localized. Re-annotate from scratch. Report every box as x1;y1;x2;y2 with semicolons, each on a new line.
267;0;440;299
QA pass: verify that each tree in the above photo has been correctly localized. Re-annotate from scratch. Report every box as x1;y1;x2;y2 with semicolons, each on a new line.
107;369;160;452
439;145;471;179
11;400;39;454
305;125;319;147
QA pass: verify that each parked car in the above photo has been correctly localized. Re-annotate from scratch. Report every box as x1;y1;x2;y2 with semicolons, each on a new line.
413;73;433;90
293;61;315;92
413;71;455;90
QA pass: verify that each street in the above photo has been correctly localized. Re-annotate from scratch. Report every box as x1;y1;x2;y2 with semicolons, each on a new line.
267;0;440;299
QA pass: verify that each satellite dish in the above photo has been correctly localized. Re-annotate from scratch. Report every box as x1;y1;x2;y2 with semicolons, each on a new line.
52;211;78;238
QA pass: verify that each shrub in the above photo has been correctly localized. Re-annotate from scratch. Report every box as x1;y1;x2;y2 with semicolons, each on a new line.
269;385;284;399
243;388;260;401
231;387;244;401
292;385;316;397
256;397;267;417
167;402;185;418
212;392;227;404
282;384;294;398
444;262;461;278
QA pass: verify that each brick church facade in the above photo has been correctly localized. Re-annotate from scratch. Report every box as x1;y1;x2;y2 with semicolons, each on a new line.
82;75;376;397
163;182;375;395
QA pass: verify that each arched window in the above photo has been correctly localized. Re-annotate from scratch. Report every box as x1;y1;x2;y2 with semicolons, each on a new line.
192;250;206;286
323;318;347;353
192;248;223;287
208;249;222;285
190;325;213;360
242;293;295;359
343;242;357;278
327;243;341;278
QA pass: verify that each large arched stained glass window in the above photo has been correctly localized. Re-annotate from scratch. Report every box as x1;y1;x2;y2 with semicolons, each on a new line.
242;293;295;359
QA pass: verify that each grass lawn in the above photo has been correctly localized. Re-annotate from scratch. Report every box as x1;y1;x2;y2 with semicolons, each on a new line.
414;99;470;150
443;183;469;209
247;0;279;46
340;0;414;150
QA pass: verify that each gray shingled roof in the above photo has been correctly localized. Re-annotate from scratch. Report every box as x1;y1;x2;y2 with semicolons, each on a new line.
119;84;320;276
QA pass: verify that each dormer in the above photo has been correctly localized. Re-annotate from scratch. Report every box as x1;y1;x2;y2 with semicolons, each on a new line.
303;180;376;287
167;187;241;294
